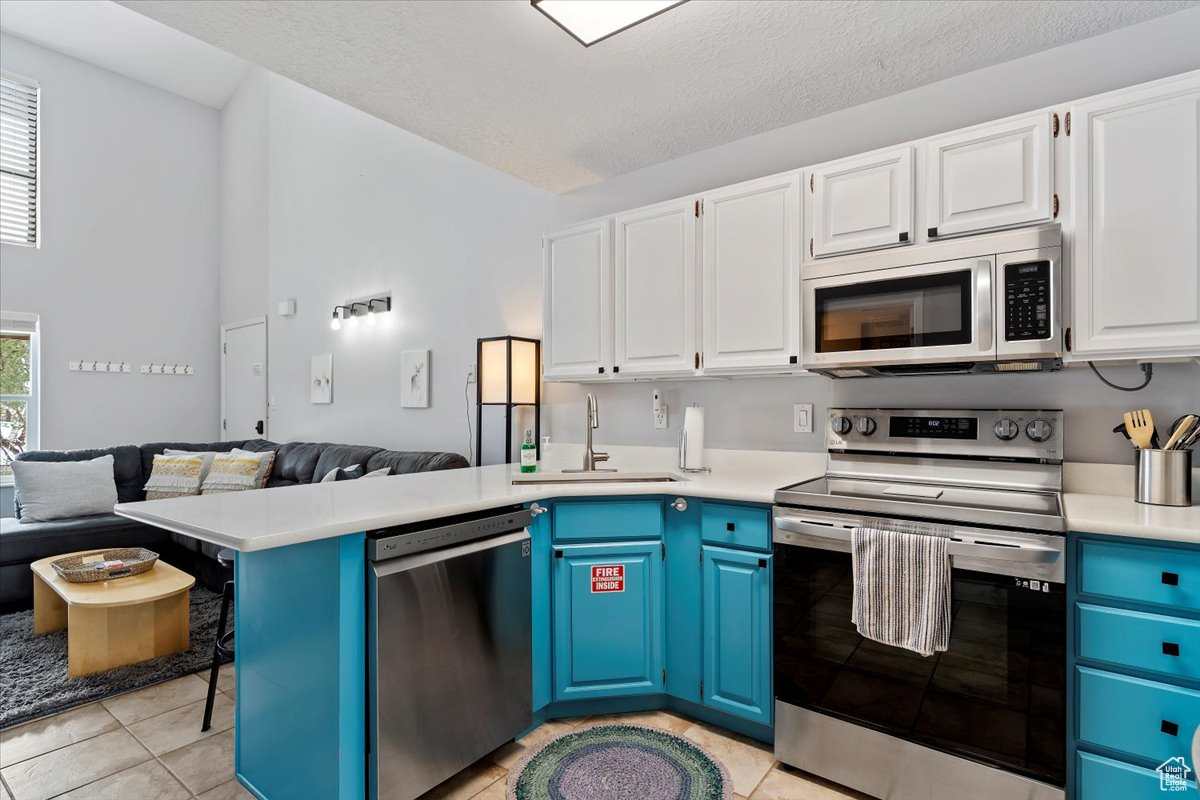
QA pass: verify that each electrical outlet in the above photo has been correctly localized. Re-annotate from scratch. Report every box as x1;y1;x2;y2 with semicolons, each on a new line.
466;364;477;384
654;405;668;429
794;403;814;433
267;395;277;411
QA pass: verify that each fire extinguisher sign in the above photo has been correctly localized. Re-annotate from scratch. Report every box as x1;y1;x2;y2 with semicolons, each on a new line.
591;565;625;593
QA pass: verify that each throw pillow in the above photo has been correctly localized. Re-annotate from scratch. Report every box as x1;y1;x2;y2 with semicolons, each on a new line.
144;454;206;500
163;449;221;481
231;448;276;488
363;467;390;478
11;455;119;523
321;464;363;482
202;454;272;494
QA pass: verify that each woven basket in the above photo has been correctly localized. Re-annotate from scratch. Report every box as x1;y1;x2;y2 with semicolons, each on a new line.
51;548;159;583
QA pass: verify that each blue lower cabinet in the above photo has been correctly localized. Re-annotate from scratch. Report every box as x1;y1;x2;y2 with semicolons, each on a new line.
1077;666;1200;766
529;504;553;712
665;500;703;704
553;541;664;701
1078;751;1197;799
701;545;772;725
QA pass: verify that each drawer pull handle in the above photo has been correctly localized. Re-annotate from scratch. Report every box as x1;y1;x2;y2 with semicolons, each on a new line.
1163;572;1180;586
1162;720;1179;736
726;522;736;532
1163;642;1181;657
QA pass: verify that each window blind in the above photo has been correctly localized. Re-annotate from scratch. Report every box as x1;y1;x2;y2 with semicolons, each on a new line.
0;74;39;247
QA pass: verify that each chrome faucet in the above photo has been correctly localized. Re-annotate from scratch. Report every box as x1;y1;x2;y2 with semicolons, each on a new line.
566;393;614;473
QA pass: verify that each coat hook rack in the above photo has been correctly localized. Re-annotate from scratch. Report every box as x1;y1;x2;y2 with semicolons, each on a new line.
140;363;195;375
69;360;132;373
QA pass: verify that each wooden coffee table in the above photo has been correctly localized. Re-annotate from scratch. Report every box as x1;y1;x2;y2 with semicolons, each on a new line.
30;552;196;678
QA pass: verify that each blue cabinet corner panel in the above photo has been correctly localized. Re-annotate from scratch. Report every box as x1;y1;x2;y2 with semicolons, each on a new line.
553;541;664;701
552;500;664;542
702;545;772;726
529;503;553;712
1079;540;1200;611
1077;603;1200;682
1077;751;1197;800
665;500;703;704
700;502;771;552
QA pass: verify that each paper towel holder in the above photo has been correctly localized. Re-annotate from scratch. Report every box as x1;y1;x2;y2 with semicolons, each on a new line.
677;428;711;474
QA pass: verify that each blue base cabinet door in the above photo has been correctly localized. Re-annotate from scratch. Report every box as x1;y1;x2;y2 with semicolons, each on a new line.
702;545;772;725
553;541;664;701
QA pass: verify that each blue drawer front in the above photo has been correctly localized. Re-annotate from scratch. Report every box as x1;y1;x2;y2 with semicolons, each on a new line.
1077;666;1200;765
1079;540;1200;611
1078;751;1197;800
700;502;770;551
553;500;664;542
1078;603;1200;681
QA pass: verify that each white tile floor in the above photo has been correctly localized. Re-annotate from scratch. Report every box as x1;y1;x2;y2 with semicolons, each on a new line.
0;668;865;800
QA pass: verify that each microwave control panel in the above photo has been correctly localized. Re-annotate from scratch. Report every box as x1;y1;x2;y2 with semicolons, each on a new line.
1004;260;1051;341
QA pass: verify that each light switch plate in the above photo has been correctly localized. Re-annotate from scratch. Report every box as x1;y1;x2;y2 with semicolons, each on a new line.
794;403;814;433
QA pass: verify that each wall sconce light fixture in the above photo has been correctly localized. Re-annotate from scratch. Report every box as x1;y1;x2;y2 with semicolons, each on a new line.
331;296;392;332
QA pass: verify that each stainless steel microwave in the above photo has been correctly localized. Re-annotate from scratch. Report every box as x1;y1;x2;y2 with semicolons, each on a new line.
802;224;1062;377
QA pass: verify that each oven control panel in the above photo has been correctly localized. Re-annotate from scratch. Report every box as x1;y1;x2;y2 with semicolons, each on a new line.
827;408;1063;462
1004;260;1052;341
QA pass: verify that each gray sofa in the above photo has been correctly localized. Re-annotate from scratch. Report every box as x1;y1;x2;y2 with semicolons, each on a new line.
0;440;469;609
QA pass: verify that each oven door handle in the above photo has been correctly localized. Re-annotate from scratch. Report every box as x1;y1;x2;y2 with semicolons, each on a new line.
773;515;1061;564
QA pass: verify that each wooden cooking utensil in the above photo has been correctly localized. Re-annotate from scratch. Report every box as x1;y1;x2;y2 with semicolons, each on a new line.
1123;409;1156;450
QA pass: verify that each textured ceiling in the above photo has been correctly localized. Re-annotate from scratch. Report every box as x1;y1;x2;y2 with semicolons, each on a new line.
0;0;247;108
115;0;1196;193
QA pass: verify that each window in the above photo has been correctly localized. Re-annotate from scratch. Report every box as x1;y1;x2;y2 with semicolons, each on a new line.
0;73;39;247
0;313;39;481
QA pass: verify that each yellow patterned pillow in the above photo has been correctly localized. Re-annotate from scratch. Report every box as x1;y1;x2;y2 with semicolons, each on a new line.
144;455;205;500
201;454;270;494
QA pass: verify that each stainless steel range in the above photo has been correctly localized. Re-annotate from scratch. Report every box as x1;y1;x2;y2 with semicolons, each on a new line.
773;408;1066;800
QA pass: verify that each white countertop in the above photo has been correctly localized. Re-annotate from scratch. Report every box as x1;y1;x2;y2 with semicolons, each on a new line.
114;447;826;553
114;447;1199;553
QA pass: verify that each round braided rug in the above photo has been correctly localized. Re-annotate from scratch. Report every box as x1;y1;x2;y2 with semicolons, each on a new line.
507;723;733;800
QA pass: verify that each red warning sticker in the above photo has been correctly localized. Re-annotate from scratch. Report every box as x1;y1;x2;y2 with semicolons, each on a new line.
591;565;625;593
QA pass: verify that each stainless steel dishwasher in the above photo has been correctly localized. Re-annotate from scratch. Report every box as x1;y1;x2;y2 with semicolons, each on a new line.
368;506;533;800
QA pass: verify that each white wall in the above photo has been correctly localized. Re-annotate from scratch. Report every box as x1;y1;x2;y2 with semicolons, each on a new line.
243;73;553;458
0;33;221;451
218;67;268;326
541;8;1200;466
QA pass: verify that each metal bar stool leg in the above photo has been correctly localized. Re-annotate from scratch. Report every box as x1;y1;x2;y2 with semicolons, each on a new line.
201;578;234;732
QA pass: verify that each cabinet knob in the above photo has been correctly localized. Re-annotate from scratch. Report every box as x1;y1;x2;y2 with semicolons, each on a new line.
1163;572;1180;586
726;522;736;532
670;498;688;512
530;503;546;517
1163;642;1181;657
1162;720;1180;736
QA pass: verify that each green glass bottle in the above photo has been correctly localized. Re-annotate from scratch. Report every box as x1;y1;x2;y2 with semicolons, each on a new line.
520;430;537;473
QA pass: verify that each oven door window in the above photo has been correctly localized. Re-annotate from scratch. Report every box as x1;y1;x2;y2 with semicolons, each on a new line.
815;270;973;353
774;544;1065;786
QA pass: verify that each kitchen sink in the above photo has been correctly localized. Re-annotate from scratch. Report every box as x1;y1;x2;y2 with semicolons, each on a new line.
512;471;689;485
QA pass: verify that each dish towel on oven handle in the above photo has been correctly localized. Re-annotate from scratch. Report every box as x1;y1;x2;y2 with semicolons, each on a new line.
851;526;952;657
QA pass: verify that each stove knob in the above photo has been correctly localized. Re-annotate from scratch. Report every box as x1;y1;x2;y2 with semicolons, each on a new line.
993;418;1019;441
856;417;877;436
830;416;853;436
1026;419;1054;443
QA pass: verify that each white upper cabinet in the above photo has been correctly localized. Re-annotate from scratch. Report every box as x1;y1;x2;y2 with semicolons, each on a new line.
1068;73;1200;359
542;219;612;380
925;112;1054;238
614;198;699;376
701;172;802;372
810;147;913;257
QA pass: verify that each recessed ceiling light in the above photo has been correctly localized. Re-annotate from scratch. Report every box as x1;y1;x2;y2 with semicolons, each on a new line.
532;0;687;47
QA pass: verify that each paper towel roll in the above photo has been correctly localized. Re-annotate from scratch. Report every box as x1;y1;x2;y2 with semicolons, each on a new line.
683;405;705;470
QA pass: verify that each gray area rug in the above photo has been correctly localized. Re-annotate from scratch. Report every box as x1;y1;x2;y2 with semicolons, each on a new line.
0;584;230;729
508;723;733;800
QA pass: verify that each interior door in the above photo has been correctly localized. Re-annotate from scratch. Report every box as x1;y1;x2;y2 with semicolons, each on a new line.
543;219;613;380
701;172;801;372
614;199;698;376
811;147;913;257
925;112;1053;238
1068;74;1200;358
222;319;267;441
